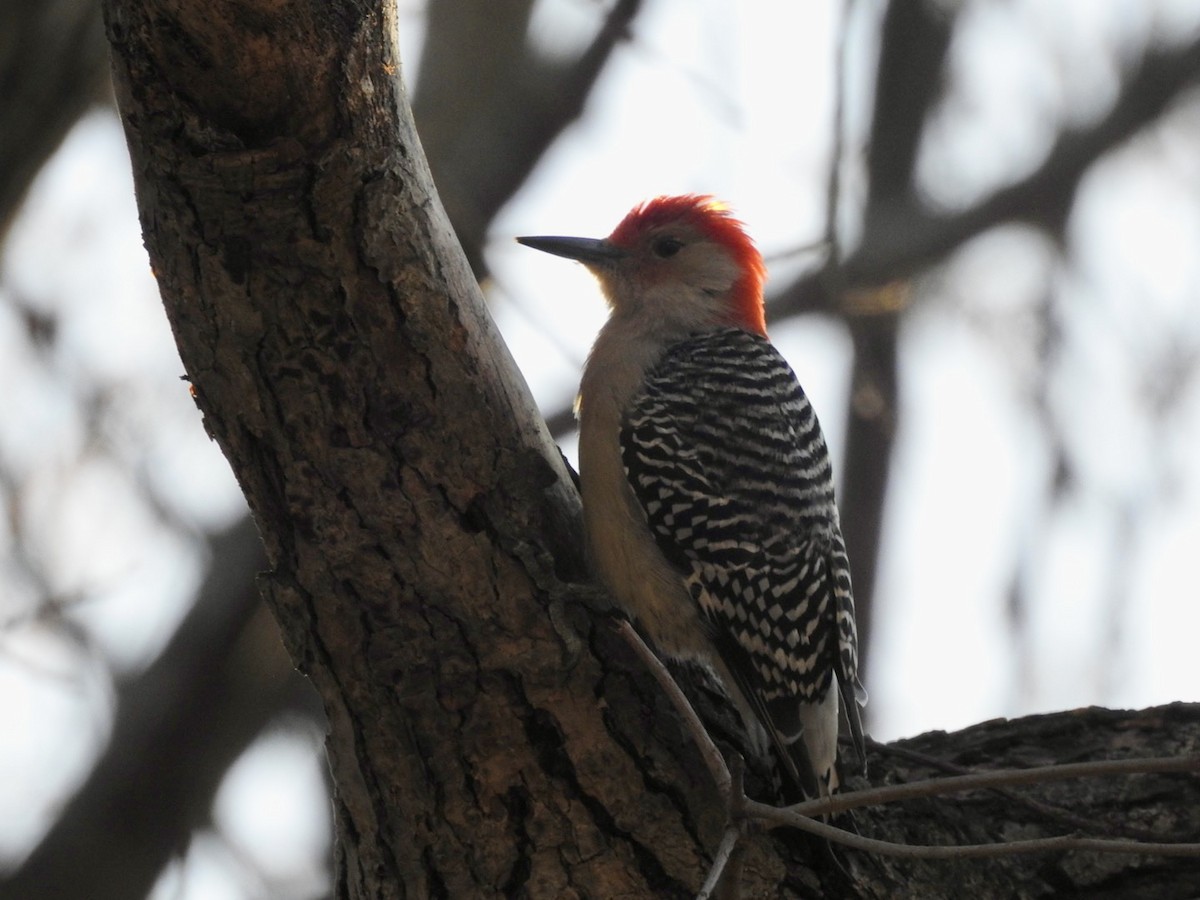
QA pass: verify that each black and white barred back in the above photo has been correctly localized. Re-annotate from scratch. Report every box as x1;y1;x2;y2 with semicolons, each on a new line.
621;327;863;790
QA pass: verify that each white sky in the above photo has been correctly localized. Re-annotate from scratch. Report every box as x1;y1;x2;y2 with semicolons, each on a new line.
2;0;1200;895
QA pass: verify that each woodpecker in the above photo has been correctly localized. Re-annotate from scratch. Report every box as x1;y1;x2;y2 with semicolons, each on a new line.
518;195;865;799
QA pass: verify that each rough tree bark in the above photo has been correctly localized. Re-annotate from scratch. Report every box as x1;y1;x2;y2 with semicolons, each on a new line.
98;1;1200;897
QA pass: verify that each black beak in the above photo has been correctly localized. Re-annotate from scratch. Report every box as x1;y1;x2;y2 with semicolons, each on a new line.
516;235;627;264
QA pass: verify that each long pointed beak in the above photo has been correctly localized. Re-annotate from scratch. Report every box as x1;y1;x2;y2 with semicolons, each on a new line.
516;235;627;264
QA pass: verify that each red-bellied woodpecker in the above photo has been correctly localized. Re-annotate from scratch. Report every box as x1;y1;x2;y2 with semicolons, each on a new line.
518;195;865;799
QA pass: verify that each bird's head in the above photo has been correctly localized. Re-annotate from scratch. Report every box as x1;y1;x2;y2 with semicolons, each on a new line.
518;195;767;336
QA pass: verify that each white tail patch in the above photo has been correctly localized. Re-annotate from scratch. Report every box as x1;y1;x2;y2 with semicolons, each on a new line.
798;684;841;795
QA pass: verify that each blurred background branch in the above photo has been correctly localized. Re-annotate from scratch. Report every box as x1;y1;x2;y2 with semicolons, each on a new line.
0;0;109;239
414;0;644;274
0;520;318;900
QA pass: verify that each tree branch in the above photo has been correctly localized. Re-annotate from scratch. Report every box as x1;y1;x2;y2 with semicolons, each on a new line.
0;0;109;240
414;0;644;274
788;755;1200;819
774;34;1200;318
0;520;315;900
745;799;1200;861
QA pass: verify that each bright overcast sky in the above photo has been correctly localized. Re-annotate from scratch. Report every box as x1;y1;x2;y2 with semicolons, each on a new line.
2;1;1200;895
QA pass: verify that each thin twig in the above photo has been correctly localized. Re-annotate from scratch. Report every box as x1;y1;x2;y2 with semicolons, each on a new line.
696;826;742;900
615;619;731;794
784;755;1200;819
615;619;1200;869
727;752;746;819
618;620;752;898
742;798;1200;859
700;754;749;900
866;737;1179;843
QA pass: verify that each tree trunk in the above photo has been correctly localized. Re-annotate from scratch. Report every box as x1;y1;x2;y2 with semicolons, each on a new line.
102;1;721;895
100;1;1200;897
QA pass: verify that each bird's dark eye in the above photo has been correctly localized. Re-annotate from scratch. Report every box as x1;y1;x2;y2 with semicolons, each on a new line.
652;237;684;258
